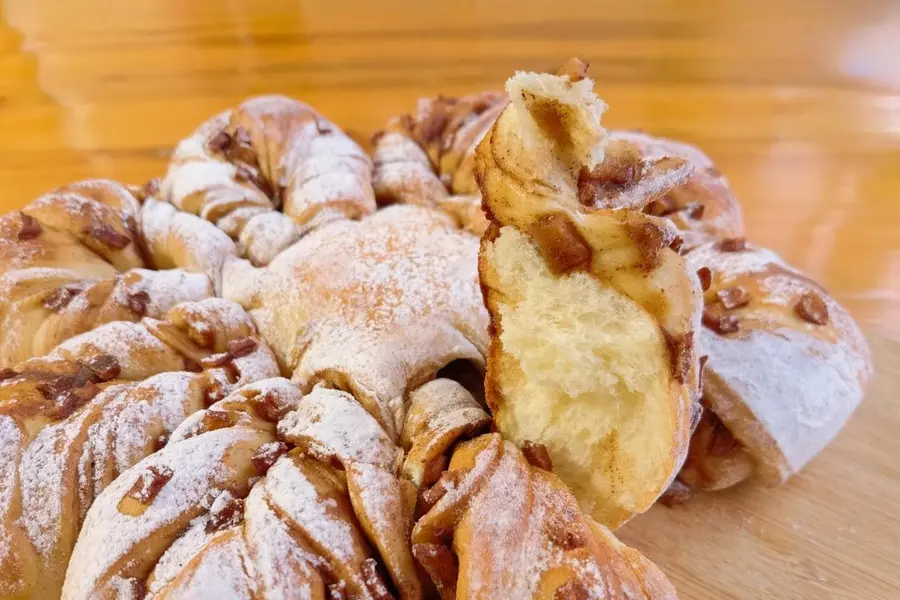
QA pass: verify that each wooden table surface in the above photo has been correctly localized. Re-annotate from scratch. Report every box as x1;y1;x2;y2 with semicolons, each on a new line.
1;1;898;598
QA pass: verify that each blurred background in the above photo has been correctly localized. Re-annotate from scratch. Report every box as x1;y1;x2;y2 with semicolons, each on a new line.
1;0;899;333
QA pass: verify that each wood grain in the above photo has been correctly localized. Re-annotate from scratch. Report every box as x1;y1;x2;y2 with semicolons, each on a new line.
0;1;898;597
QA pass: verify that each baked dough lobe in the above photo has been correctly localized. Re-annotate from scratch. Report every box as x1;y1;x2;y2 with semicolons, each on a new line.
476;68;703;528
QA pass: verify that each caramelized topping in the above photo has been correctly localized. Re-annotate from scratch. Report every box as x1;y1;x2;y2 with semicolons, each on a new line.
716;286;751;310
227;336;258;358
154;433;169;452
198;350;242;382
186;322;216;349
206;491;245;533
664;331;695;384
412;544;459;600
36;376;75;402
125;465;173;505
702;305;740;334
577;140;643;206
207;131;232;153
251;441;289;475
223;361;241;384
645;195;679;217
557;57;590;82
84;354;121;381
624;220;668;271
696;267;712;292
17;213;42;241
0;368;17;381
123;578;147;600
228;126;257;165
554;579;590;600
795;292;829;325
718;237;746;252
588;141;643;186
200;352;233;369
684;202;705;220
126;290;151;316
202;379;227;406
521;441;553;471
201;409;238;431
251;390;284;422
43;285;82;312
208;126;258;167
83;223;131;249
528;214;592;275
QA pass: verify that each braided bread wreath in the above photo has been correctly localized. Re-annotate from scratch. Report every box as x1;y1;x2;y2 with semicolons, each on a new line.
0;61;870;600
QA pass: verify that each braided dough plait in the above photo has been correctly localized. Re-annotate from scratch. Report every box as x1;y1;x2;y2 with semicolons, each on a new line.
413;433;677;599
64;376;677;599
372;92;506;236
0;180;248;368
0;298;279;600
162;95;375;266
63;378;492;600
475;68;703;529
678;241;872;489
223;204;488;440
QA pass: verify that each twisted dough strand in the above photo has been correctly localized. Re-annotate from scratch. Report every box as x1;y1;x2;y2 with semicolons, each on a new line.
0;298;279;600
0;180;245;368
162;95;375;266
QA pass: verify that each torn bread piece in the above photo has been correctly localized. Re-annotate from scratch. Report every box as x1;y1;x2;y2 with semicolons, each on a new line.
475;63;703;529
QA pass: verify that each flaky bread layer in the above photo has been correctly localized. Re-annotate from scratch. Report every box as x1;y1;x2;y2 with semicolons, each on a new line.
481;226;690;527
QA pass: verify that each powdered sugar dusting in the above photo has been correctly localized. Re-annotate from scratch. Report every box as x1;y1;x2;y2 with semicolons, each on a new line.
0;416;25;593
149;515;218;594
243;483;323;599
223;204;488;437
152;528;256;599
277;387;401;471
262;456;361;566
63;428;268;599
49;320;184;379
422;437;614;598
686;242;872;476
18;388;120;557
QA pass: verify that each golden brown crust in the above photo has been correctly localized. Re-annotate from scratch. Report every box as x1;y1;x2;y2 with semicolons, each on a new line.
0;180;234;369
372;92;506;235
162;95;375;266
412;434;678;599
0;298;279;600
63;377;497;600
